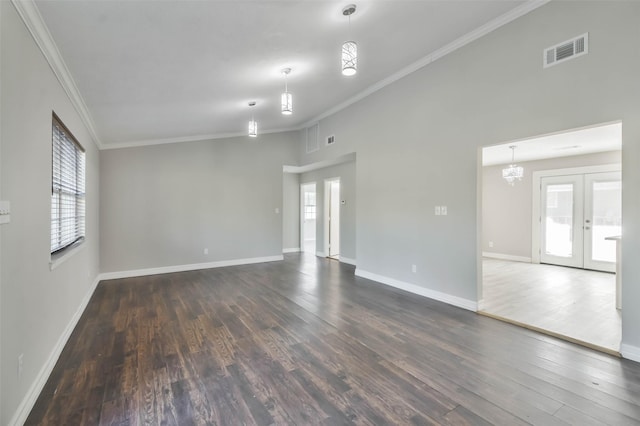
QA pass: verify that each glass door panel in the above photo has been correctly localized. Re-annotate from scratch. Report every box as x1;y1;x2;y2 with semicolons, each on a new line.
584;172;621;272
540;175;583;268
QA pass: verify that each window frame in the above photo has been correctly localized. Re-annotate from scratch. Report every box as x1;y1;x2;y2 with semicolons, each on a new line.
51;112;86;261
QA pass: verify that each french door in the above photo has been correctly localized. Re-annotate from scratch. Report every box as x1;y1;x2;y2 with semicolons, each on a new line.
540;171;621;272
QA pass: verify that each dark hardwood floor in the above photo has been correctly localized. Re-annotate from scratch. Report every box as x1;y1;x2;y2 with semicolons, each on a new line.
27;253;640;425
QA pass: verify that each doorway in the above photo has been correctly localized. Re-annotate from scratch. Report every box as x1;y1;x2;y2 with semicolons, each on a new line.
539;171;621;272
480;122;622;353
301;183;316;254
325;178;340;259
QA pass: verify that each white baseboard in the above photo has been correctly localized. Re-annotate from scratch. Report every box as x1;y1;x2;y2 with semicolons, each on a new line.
316;251;327;258
621;343;640;363
283;247;301;253
9;275;101;426
100;255;284;281
340;257;356;266
355;269;477;312
483;252;532;263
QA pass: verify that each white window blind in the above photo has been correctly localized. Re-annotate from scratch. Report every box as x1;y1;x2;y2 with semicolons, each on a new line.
51;114;86;254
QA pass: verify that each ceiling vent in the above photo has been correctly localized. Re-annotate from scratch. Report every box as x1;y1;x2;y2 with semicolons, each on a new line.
326;135;336;145
544;33;588;68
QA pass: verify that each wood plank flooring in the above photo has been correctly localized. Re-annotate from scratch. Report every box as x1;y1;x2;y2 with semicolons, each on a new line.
27;253;640;425
481;258;621;353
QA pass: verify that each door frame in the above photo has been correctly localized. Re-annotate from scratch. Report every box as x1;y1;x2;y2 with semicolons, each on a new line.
531;164;621;264
323;177;340;258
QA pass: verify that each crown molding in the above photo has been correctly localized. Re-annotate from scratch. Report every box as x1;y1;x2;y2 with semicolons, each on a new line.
11;0;103;149
298;0;550;129
101;126;298;150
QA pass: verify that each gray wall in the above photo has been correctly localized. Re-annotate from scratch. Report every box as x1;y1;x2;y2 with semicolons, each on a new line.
100;132;298;273
0;3;101;423
300;161;356;261
483;151;621;258
282;172;300;251
295;2;640;349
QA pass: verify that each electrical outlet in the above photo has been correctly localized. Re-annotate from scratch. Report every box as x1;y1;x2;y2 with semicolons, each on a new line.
204;248;209;255
275;207;280;214
411;264;417;273
18;354;24;379
489;241;494;248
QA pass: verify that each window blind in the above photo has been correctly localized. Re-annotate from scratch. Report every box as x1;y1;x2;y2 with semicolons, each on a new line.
51;114;86;254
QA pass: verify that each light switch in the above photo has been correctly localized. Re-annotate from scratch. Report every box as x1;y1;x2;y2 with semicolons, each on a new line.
441;206;447;216
275;207;280;214
435;206;441;216
0;201;10;224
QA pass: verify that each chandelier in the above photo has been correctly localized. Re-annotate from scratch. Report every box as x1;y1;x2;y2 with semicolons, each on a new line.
281;68;292;115
248;101;257;138
502;145;523;185
341;5;357;76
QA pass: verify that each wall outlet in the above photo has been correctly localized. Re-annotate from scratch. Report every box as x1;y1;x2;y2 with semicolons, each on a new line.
275;207;280;214
489;241;494;248
18;354;24;379
411;264;417;273
203;248;209;255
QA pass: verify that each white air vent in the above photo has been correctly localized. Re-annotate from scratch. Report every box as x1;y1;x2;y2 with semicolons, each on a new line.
306;124;319;153
326;135;335;145
544;33;588;68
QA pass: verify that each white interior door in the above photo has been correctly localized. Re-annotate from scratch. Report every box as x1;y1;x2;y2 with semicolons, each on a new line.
540;172;620;272
584;172;621;272
328;180;340;257
541;175;584;268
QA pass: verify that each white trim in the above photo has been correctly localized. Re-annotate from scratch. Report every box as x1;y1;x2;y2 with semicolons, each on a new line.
99;255;283;281
8;275;101;426
531;164;621;264
340;257;356;266
11;0;102;149
316;251;327;258
477;298;486;311
355;269;477;312
100;127;293;151
284;152;356;174
283;247;300;253
49;239;86;270
620;343;640;364
482;252;532;263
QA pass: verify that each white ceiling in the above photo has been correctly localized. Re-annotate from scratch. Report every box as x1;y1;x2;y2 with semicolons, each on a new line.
482;122;622;166
33;0;533;148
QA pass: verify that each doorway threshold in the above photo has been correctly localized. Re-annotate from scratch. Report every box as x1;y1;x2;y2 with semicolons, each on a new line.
478;310;621;357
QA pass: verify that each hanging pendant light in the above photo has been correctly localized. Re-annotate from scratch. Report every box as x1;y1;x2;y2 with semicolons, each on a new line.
248;101;257;137
281;68;293;115
502;145;524;185
341;4;357;76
